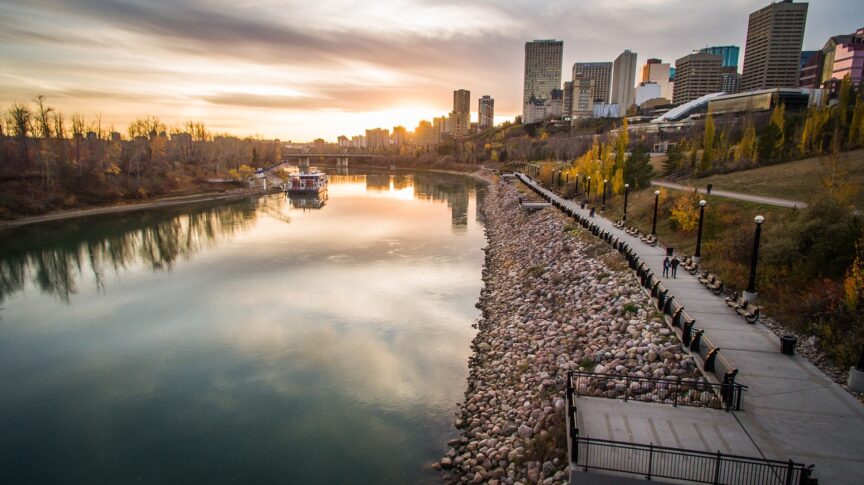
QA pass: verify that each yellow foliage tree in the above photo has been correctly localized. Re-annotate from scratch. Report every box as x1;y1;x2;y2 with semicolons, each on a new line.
669;192;701;232
700;110;715;172
611;168;625;195
769;103;785;149
735;121;757;163
820;149;860;204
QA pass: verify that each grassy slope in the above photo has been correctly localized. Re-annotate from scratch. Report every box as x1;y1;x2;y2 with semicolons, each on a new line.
694;149;864;210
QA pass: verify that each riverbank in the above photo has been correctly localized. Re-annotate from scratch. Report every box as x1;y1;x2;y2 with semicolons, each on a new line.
0;189;260;230
439;177;703;484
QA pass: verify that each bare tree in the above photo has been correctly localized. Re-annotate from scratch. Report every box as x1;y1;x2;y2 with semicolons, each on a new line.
72;113;85;163
34;95;53;139
8;103;32;166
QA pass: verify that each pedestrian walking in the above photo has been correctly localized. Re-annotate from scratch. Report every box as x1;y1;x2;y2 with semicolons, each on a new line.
590;206;596;217
707;183;713;195
662;256;670;278
671;256;679;278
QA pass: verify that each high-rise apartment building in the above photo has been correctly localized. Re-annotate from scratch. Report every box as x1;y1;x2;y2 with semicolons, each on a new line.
611;50;638;110
572;62;613;103
432;116;447;143
740;0;808;92
453;89;471;114
720;68;741;94
523;40;564;123
570;77;595;122
414;120;435;146
365;128;390;149
699;46;740;68
478;95;495;130
449;89;471;138
391;126;408;146
673;53;723;104
562;81;573;118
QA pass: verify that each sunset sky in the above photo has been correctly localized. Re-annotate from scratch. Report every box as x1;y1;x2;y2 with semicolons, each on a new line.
1;0;862;142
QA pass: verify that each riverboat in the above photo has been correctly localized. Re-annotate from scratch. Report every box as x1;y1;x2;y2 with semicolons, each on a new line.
282;171;328;194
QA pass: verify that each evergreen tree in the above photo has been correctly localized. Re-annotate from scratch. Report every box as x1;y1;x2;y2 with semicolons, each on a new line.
663;144;683;175
625;144;655;188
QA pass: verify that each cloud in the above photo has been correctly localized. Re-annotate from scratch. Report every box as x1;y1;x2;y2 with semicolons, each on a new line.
2;0;863;140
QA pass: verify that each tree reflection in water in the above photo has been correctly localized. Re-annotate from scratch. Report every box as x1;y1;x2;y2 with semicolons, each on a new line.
0;199;257;304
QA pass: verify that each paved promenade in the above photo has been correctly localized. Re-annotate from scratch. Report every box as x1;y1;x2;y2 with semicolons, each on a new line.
518;174;864;484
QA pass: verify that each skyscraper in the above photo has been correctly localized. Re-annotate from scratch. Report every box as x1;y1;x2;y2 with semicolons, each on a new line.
478;95;495;130
611;50;638;110
740;0;809;92
453;89;471;114
699;46;740;68
523;40;564;123
572;62;613;103
673;53;723;105
450;89;471;138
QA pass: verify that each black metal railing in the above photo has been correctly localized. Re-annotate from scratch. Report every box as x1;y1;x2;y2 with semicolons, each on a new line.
519;172;746;409
569;371;746;411
573;436;816;485
566;372;815;485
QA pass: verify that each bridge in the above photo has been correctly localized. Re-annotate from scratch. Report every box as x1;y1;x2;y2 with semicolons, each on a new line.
281;153;383;168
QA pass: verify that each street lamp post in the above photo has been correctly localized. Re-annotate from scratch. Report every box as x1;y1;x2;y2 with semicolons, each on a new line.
586;176;591;200
651;190;660;235
693;199;707;265
574;174;579;195
744;215;765;303
623;183;630;221
601;179;608;211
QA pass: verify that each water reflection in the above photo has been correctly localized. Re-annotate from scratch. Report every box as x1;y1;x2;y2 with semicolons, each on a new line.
288;192;328;210
0;170;485;484
0;200;256;304
0;172;481;305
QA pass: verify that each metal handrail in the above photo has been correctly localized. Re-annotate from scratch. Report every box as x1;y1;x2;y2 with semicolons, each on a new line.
520;172;747;409
569;371;746;412
573;436;816;485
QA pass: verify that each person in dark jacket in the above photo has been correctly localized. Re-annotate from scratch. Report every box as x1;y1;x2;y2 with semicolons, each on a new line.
663;256;670;278
671;257;680;278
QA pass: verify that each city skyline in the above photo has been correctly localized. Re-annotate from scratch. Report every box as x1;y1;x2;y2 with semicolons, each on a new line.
1;0;862;141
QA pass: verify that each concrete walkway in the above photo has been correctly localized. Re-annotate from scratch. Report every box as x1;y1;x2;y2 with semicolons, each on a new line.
518;174;864;485
651;180;808;209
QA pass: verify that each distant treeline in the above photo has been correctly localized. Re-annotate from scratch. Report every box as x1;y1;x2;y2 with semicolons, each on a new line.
0;96;281;217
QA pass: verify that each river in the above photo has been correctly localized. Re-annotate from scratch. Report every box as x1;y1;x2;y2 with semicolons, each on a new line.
0;170;485;484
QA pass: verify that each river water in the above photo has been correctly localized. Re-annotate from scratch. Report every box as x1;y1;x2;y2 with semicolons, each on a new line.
0;170;485;484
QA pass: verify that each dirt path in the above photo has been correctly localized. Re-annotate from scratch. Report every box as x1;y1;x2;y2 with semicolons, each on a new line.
651;180;808;209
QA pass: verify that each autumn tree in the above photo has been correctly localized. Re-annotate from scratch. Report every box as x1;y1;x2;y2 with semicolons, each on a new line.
699;110;715;172
848;90;864;147
735;118;757;163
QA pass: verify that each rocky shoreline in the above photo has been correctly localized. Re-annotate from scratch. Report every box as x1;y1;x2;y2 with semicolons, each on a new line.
438;178;703;484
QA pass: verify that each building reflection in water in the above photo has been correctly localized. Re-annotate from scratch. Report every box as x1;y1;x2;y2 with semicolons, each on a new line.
328;170;480;232
0;171;484;305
